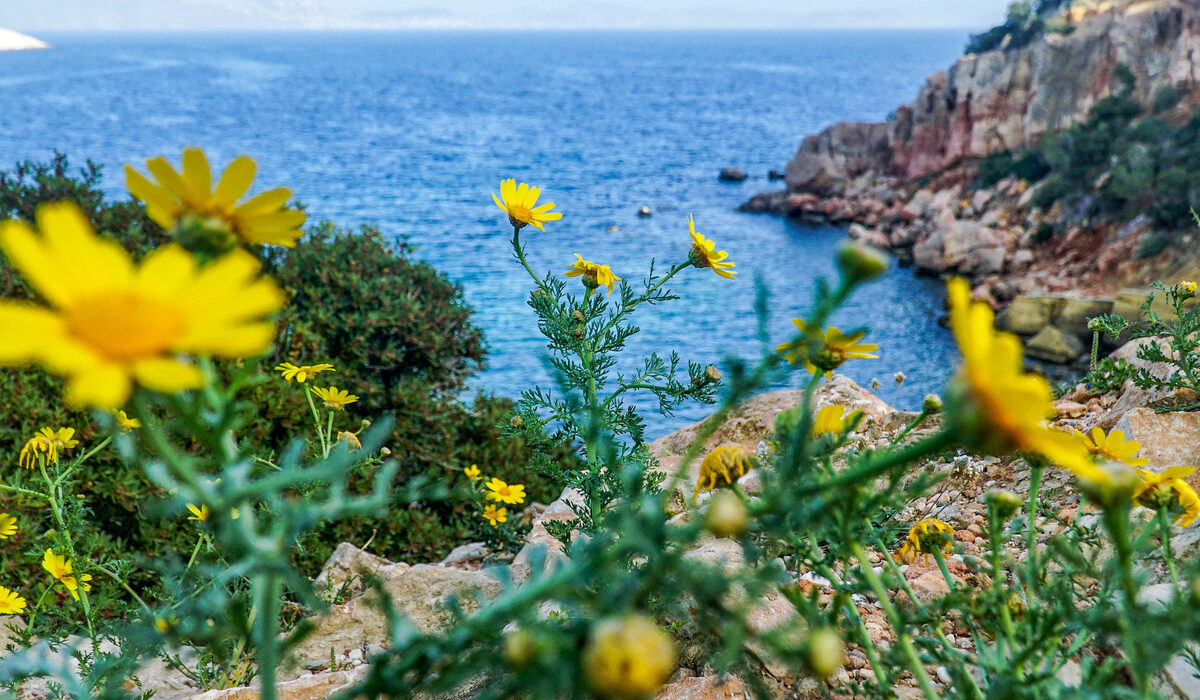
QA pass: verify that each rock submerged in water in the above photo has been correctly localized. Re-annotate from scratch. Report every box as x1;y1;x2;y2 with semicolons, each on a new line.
637;205;652;217
718;168;748;182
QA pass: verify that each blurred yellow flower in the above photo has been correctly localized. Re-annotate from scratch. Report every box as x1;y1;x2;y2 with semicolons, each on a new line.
564;254;621;296
582;615;675;700
484;477;526;505
687;216;736;280
0;203;284;408
896;517;954;564
482;504;508;527
812;404;863;436
275;362;335;383
0;514;16;539
187;503;210;522
1134;466;1200;527
42;549;91;601
112;410;141;431
1073;426;1149;466
337;431;362;451
0;586;25;615
464;464;482;481
125;148;306;247
942;278;1095;478
777;319;878;377
1181;280;1197;293
311;386;359;411
18;433;57;469
492;179;562;231
694;444;756;496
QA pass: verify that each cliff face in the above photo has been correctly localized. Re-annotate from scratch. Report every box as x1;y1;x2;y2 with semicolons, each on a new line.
785;0;1200;195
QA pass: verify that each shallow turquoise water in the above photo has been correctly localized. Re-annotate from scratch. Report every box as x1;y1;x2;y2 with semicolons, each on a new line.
0;30;968;433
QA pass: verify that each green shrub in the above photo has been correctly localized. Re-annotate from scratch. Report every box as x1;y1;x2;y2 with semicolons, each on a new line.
1136;230;1172;259
1031;174;1070;209
975;151;1015;188
0;156;554;582
1153;84;1184;114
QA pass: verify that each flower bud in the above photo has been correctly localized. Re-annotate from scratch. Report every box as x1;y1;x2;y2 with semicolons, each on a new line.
582;616;675;700
805;628;845;679
894;371;906;386
337;431;362;451
705;365;722;383
705;491;749;538
502;628;540;669
380;447;392;457
985;488;1022;520
921;394;944;414
510;415;524;428
360;419;371;428
836;241;889;284
573;309;585;322
1077;462;1140;510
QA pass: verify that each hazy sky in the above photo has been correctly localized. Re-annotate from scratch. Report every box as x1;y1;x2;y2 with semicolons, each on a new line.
6;0;1013;32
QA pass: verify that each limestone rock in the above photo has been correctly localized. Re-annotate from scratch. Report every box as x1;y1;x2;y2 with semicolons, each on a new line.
996;296;1064;335
1095;338;1184;428
1054;298;1114;339
1114;408;1200;478
656;674;749;699
719;168;748;183
313;542;404;602
510;488;582;584
185;666;369;700
1025;325;1085;364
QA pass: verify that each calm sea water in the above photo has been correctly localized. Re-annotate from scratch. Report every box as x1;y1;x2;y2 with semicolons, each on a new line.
0;31;967;434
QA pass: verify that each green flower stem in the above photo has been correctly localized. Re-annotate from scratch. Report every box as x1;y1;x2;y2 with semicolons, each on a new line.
986;507;1018;661
325;411;335;458
1102;505;1150;696
187;533;209;570
1023;463;1044;600
304;389;328;456
889;407;932;446
1090;330;1101;372
793;429;956;500
1158;508;1181;589
252;572;282;700
510;227;547;290
38;459;98;657
93;564;152;615
931;548;957;595
850;541;940;700
23;584;56;636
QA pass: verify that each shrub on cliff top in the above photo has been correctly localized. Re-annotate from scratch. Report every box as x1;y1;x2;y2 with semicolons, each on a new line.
0;155;553;581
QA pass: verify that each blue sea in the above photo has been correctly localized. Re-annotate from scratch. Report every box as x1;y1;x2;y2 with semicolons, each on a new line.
0;31;968;434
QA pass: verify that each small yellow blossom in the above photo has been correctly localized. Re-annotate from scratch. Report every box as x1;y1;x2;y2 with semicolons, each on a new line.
42;550;92;601
40;427;79;451
896;517;955;564
186;503;210;522
0;513;16;539
812;404;863;436
564;254;621;296
1181;280;1197;293
484;477;526;505
0;586;25;615
942;278;1095;478
311;386;359;411
464;464;482;481
154;615;180;634
125;148;307;247
582;615;676;700
18;433;57;469
1134;466;1200;527
337;431;362;451
694;444;756;496
275;362;335;383
1073;426;1149;466
482;504;508;527
112;410;141;431
777;319;878;376
492;179;562;231
0;202;284;409
686;216;736;280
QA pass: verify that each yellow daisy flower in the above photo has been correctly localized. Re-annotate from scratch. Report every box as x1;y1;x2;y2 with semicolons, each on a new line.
694;444;757;496
777;319;879;377
42;549;92;601
482;504;508;527
942;278;1095;478
311;386;359;411
484;477;527;505
125;148;307;247
564;255;622;296
583;616;675;700
686;216;736;280
18;433;57;469
1134;466;1200;527
274;362;335;383
112;410;141;431
39;427;79;451
0;513;16;539
186;503;210;522
0;586;25;616
896;517;955;564
464;464;482;481
1073;426;1149;466
0;203;284;409
1181;281;1197;293
492;179;562;231
812;404;863;436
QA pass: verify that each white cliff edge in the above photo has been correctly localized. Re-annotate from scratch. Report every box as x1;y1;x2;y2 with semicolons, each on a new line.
0;28;48;51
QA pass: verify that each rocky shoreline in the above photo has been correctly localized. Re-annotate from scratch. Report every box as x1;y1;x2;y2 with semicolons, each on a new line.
740;0;1200;365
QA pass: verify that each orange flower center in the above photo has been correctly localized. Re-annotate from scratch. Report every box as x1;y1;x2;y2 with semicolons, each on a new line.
65;291;186;361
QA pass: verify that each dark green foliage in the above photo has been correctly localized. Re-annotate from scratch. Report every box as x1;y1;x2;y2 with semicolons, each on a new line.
0;156;553;584
1153;84;1183;115
1136;230;1172;260
975;150;1050;188
965;0;1068;55
1031;175;1070;210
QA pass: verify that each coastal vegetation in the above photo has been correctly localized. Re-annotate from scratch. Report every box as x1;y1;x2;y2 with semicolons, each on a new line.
0;148;1194;699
